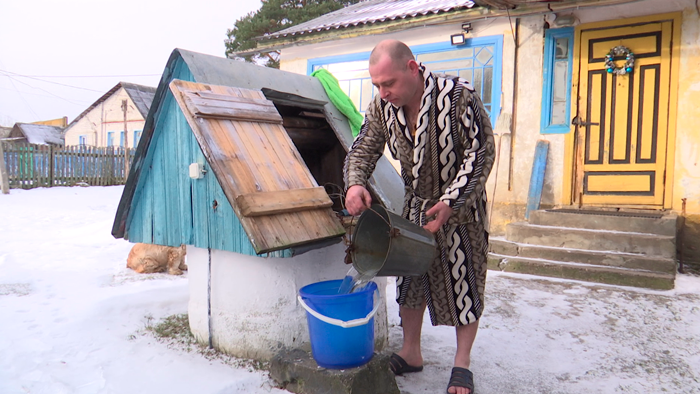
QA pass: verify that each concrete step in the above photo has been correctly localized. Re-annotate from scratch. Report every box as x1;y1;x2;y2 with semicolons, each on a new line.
506;222;676;258
490;238;676;274
487;254;675;290
270;348;399;394
529;209;677;236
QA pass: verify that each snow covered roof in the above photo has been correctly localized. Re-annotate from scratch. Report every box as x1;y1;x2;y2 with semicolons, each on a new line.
11;123;64;145
261;0;476;40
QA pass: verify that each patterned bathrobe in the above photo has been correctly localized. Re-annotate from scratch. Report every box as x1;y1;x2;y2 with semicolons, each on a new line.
344;64;495;326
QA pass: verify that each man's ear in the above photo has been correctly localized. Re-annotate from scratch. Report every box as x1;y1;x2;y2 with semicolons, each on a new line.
407;59;419;75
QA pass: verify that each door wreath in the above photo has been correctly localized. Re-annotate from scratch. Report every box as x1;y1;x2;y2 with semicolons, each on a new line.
605;46;635;75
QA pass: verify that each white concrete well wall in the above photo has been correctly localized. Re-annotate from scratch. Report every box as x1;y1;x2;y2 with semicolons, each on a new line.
187;243;389;361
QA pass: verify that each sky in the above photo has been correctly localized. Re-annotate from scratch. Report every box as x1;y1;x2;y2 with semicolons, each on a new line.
1;185;699;393
0;0;263;127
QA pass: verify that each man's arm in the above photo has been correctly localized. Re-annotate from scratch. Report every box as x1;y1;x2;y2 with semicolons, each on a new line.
343;100;387;215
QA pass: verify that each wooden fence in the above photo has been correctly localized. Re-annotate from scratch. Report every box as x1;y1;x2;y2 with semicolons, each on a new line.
0;142;135;189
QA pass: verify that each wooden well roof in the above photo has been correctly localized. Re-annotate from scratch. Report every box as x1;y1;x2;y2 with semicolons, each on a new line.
112;49;404;253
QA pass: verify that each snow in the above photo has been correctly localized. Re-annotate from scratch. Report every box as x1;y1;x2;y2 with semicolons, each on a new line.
17;124;64;146
1;186;699;394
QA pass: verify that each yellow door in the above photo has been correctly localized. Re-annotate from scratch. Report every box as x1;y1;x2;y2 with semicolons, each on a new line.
573;20;673;207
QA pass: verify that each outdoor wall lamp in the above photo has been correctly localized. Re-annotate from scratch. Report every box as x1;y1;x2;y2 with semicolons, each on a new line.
451;22;473;45
451;33;466;45
546;13;578;27
554;15;577;27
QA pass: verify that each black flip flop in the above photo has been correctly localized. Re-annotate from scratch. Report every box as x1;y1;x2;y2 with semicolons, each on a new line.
446;367;474;394
388;353;423;375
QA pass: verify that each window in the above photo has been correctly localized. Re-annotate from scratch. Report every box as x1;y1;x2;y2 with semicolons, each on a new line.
119;131;125;147
107;131;114;147
311;58;375;117
133;130;142;147
78;135;87;145
308;36;503;119
541;28;574;134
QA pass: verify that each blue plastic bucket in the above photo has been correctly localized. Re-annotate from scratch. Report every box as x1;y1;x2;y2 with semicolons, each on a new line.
298;279;378;369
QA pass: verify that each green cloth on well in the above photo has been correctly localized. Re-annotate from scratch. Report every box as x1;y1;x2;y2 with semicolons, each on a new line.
311;68;364;138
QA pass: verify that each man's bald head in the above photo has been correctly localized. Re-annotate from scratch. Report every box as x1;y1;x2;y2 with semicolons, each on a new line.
369;40;415;70
368;39;423;109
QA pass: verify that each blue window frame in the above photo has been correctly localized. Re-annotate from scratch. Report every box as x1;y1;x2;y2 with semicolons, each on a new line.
133;130;142;147
107;131;114;147
541;27;574;134
307;36;503;120
119;131;125;147
78;135;87;145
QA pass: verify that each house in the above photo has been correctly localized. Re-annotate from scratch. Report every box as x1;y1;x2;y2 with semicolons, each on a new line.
32;116;68;127
111;49;405;361
233;0;700;284
0;126;11;139
7;123;64;145
63;82;156;148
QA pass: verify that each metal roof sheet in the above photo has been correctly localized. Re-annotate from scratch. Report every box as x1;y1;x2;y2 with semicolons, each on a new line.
262;0;475;40
122;83;157;119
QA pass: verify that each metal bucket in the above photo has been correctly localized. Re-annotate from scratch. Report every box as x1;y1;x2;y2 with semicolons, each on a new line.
351;205;437;277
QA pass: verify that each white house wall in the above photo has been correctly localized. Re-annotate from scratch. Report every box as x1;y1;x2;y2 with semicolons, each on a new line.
281;18;516;229
64;87;146;148
63;102;104;147
279;0;699;236
675;7;700;216
187;243;389;361
491;0;699;230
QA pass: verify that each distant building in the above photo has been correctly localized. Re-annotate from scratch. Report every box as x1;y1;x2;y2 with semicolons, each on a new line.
63;82;156;148
32;117;68;128
8;123;64;145
0;126;11;139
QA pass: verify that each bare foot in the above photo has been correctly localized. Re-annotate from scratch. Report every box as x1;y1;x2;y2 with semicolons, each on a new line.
447;367;473;394
447;386;471;394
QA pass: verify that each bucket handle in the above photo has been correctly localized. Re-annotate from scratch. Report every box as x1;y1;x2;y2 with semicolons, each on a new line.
297;290;380;329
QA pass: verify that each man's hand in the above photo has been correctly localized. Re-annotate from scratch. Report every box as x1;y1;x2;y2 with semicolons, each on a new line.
345;185;372;216
423;201;452;233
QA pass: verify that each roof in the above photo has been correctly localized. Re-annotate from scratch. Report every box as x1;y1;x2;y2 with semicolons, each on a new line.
112;49;404;245
168;79;345;253
262;0;475;40
122;83;157;119
11;123;64;145
0;126;11;139
65;82;156;129
236;0;610;55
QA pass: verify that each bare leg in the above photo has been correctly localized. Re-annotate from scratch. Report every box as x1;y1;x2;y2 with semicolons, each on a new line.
395;302;426;367
448;320;480;394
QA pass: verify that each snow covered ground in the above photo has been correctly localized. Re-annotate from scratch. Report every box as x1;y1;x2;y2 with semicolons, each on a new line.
1;185;699;394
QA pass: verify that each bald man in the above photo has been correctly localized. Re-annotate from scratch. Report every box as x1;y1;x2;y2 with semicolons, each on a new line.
343;39;495;394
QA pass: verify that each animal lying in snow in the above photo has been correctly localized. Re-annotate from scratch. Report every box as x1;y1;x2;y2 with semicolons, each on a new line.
126;243;187;275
